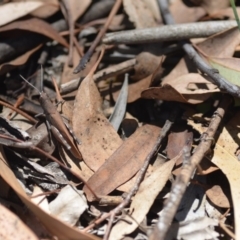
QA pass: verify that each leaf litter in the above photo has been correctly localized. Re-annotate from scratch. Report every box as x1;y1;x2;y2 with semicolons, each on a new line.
0;1;240;240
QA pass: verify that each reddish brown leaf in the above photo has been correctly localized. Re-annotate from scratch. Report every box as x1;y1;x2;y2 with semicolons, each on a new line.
0;18;69;48
84;124;161;201
0;44;42;75
141;84;188;103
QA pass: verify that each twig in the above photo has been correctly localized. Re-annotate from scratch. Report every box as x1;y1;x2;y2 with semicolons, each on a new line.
149;95;232;240
219;221;236;239
61;0;74;67
0;100;37;124
60;58;136;94
73;0;123;73
158;0;240;98
102;20;237;45
83;106;179;237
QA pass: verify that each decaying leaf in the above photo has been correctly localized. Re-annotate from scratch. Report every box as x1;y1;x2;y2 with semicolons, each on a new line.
84;124;161;201
49;185;88;226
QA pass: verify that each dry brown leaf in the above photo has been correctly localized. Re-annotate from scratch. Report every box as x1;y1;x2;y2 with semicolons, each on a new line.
208;7;240;20
142;84;188;103
164;27;240;81
123;0;158;28
113;74;152;103
206;185;231;208
188;0;229;14
84;124;161;201
123;0;163;82
0;147;99;240
211;145;240;239
170;0;206;24
0;1;44;27
30;0;59;19
73;49;123;172
0;44;42;75
109;155;179;240
65;0;92;22
0;18;69;48
167;130;193;165
142;27;240;104
196;27;240;58
0;204;38;240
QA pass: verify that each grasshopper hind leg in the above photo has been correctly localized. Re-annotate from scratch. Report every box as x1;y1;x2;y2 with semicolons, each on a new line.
63;120;81;145
50;125;71;150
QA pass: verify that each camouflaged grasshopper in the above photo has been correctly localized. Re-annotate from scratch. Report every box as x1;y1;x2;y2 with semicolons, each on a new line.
20;67;82;159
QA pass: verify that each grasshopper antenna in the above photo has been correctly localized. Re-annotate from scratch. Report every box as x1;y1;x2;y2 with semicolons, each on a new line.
19;75;41;95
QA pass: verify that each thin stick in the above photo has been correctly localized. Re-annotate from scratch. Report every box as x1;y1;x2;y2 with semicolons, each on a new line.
61;0;74;67
0;100;37;124
61;58;136;94
7;94;25;119
73;0;123;73
219;221;236;239
102;20;237;45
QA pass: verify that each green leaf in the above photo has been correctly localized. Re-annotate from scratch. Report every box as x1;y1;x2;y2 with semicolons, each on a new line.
207;57;240;86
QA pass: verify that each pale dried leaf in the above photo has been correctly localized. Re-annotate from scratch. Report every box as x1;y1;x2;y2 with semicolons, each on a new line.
109;156;178;240
0;1;44;27
167;217;219;240
31;185;50;214
211;145;240;239
170;0;206;24
123;0;158;29
49;185;88;226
